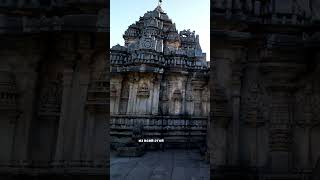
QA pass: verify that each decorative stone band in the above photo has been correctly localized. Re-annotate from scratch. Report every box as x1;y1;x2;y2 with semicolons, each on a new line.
269;128;292;152
210;165;313;180
110;51;209;71
211;0;320;25
0;0;104;9
0;12;108;34
110;115;208;146
0;160;107;175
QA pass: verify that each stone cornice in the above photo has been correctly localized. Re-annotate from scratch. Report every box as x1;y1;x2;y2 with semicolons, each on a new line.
0;0;104;12
210;29;251;42
211;0;320;26
0;10;108;34
111;114;208;120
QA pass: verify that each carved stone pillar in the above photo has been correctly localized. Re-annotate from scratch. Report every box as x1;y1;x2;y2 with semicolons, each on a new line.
85;69;108;168
127;74;139;115
210;84;230;166
210;49;232;178
110;76;123;115
0;71;19;166
268;91;292;172
261;61;304;172
72;51;92;163
230;60;243;165
32;70;63;165
53;53;76;166
151;74;161;115
192;80;205;116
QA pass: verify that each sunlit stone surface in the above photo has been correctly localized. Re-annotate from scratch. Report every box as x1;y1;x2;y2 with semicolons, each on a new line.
110;5;210;150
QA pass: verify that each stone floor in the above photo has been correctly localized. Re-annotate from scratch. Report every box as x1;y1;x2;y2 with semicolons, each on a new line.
110;149;209;180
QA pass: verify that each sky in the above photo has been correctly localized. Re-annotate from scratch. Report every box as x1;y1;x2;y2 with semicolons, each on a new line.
110;0;210;61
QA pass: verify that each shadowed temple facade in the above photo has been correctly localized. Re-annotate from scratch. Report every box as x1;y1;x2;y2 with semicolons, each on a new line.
209;0;320;179
0;1;108;179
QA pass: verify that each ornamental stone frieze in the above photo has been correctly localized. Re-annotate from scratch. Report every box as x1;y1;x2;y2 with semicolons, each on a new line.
0;1;106;34
37;73;63;117
86;70;109;113
137;82;150;97
211;0;320;24
110;84;120;97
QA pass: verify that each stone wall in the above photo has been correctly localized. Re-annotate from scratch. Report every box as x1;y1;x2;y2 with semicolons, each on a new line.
209;0;320;179
110;71;209;148
0;1;108;178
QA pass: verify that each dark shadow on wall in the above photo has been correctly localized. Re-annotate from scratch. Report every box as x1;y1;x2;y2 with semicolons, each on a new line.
209;0;320;180
0;0;110;179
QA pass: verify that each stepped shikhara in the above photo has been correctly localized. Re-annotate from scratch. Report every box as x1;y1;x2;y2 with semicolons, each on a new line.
110;5;210;149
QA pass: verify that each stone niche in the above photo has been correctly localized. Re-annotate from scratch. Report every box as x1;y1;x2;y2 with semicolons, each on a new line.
171;89;182;115
137;82;150;97
134;76;154;115
110;84;119;97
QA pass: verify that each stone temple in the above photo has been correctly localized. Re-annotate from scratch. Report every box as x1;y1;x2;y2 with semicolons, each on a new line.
110;5;210;150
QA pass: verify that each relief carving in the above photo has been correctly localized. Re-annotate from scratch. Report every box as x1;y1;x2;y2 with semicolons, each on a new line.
38;73;63;116
137;82;150;97
172;89;182;101
295;82;320;127
110;84;119;97
202;87;209;102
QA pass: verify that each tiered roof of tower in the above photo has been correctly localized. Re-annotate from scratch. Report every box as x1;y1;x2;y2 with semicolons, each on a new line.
110;5;208;72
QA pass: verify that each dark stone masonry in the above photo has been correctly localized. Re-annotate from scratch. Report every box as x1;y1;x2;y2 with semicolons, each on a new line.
0;1;108;179
209;0;320;179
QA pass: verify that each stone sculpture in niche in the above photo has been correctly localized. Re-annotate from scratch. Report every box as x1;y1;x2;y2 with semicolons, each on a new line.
38;73;63;115
137;82;150;97
97;8;108;30
202;87;209;102
243;82;260;125
172;89;183;115
186;93;193;101
110;84;119;97
172;89;182;101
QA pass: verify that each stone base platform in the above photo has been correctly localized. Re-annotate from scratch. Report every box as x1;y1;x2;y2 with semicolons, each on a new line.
111;149;209;180
116;145;145;157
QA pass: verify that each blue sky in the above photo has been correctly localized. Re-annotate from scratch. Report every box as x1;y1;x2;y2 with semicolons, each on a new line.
110;0;210;61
